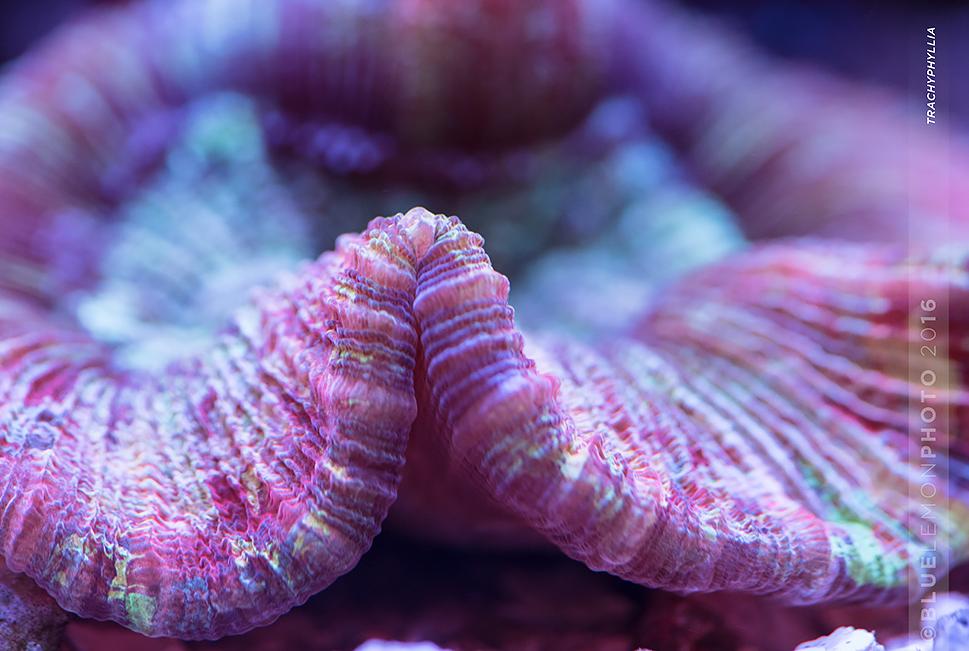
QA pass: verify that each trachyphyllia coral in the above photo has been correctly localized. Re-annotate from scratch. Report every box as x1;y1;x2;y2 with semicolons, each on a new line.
0;0;967;646
1;213;426;637
414;227;969;602
3;207;968;638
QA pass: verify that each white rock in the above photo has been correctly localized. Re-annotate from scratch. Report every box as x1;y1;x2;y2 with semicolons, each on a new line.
795;627;885;651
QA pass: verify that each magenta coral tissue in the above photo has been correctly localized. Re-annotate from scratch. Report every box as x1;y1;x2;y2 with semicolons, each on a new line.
3;208;969;640
0;0;967;649
0;213;427;637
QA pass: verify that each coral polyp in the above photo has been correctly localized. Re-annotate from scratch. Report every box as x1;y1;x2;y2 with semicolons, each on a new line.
3;206;968;638
0;0;967;647
1;211;426;637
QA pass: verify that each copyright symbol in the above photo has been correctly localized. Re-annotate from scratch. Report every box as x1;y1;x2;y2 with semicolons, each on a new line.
922;626;936;640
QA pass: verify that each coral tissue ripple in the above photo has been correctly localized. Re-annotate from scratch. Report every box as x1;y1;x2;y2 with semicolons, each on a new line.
416;223;969;603
0;215;424;638
3;207;968;638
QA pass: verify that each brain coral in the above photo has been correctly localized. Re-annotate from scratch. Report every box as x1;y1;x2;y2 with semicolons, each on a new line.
3;207;967;637
0;0;966;646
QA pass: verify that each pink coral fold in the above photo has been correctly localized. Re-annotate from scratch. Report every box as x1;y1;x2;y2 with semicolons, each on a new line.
5;208;967;637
